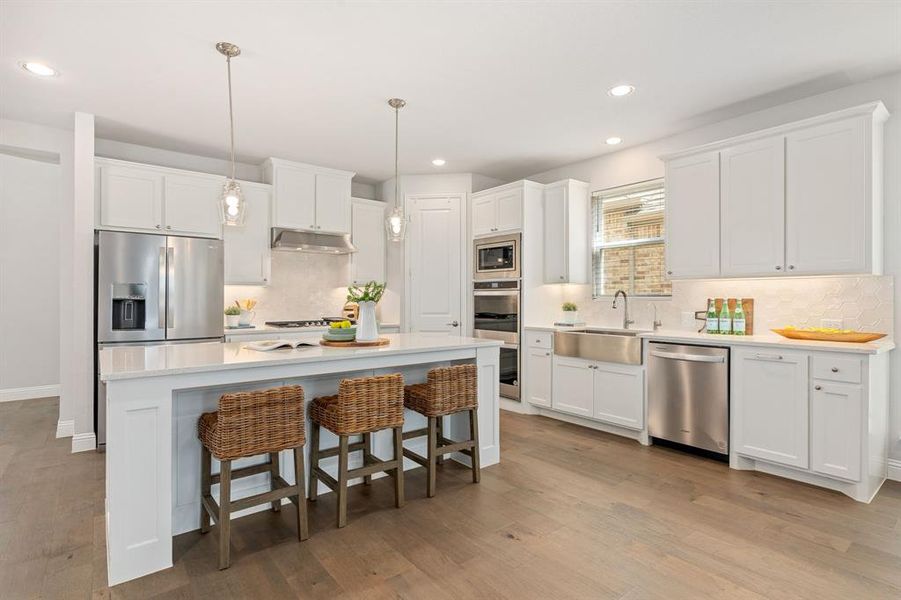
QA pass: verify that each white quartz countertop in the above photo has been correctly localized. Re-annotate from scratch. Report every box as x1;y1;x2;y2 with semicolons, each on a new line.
100;333;501;381
525;325;894;355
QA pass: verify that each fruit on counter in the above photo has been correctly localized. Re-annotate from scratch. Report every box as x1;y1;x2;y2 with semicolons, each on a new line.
782;325;856;334
329;320;353;329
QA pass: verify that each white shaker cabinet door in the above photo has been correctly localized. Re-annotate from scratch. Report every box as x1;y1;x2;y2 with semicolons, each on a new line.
494;189;522;233
810;382;862;482
720;137;785;277
732;348;809;469
314;173;351;234
664;151;721;279
543;184;567;283
99;163;164;231
350;199;386;285
163;175;222;238
525;347;553;408
224;185;271;285
273;166;316;230
786;116;869;275
472;194;497;237
593;363;644;430
551;356;594;418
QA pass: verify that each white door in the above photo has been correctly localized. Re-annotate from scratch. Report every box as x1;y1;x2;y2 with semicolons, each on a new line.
543;184;567;283
810;382;862;481
732;348;809;468
224;185;271;285
593;363;644;430
408;195;463;335
471;195;496;237
525;347;552;408
98;163;163;230
163;175;222;238
664;151;720;279
720;137;785;277
350;199;386;285
552;356;594;418
786;116;869;275
494;189;523;233
315;173;351;234
273;166;316;230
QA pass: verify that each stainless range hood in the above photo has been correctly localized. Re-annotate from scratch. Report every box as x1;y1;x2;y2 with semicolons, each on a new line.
271;228;357;254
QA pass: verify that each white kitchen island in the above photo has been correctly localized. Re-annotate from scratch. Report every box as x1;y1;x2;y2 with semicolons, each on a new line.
99;333;501;586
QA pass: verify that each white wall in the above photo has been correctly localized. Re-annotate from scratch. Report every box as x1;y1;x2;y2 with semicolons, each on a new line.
526;71;901;460
0;153;60;397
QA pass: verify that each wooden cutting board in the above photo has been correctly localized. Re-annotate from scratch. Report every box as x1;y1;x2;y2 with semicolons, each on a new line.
319;337;390;348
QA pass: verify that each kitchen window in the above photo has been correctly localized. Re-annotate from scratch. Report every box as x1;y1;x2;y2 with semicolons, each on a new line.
591;178;671;298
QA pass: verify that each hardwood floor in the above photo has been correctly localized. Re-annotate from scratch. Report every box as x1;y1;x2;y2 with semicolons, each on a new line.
2;397;901;599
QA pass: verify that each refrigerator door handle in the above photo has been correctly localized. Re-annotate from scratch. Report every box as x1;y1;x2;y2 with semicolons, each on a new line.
158;247;167;329
166;246;175;329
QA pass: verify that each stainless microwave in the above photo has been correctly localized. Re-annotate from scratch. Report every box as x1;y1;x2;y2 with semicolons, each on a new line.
473;233;520;280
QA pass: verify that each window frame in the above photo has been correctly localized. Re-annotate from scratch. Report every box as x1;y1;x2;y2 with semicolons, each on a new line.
591;178;671;300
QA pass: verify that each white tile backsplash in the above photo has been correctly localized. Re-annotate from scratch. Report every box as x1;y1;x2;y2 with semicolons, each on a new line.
557;275;894;335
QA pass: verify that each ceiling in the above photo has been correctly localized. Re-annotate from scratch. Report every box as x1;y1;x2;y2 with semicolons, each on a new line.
2;1;900;183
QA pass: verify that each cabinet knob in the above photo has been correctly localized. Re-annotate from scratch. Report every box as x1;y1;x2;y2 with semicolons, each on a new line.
166;225;172;230
155;224;162;229
559;275;564;280
545;352;550;356
788;265;795;270
814;385;822;391
775;265;782;271
666;270;673;276
831;367;839;373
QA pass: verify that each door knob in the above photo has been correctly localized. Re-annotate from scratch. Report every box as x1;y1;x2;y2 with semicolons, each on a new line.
446;320;459;327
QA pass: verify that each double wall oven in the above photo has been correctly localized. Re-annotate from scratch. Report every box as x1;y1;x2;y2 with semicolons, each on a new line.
473;234;520;400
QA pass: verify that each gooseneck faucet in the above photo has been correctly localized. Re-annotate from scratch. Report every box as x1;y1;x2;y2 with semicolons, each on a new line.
612;290;635;329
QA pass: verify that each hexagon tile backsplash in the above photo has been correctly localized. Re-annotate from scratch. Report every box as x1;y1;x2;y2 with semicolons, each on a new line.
569;276;894;335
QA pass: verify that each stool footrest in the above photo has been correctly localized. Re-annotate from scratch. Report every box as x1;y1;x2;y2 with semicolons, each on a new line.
317;439;367;459
211;460;274;484
402;427;428;440
230;478;298;513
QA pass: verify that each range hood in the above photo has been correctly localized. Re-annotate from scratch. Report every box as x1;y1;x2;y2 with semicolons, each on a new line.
271;228;357;254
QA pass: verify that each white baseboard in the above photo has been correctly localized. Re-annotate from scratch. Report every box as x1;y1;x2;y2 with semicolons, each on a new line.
500;397;538;415
71;432;97;453
888;459;901;482
0;384;60;403
56;419;75;438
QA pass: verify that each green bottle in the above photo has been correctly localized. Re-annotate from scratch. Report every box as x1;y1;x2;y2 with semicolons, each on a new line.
733;299;746;336
706;299;719;334
719;299;732;335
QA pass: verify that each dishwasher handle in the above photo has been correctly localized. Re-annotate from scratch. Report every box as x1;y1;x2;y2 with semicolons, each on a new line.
650;349;726;363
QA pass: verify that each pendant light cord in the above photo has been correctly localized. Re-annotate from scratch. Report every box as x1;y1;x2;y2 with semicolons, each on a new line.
226;55;236;182
394;105;399;208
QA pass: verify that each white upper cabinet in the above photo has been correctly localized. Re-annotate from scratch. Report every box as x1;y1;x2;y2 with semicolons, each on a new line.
732;348;809;469
350;198;386;285
664;150;721;279
543;179;589;284
786;116;871;275
662;102;888;280
224;183;271;285
163;174;222;237
96;158;221;238
720;137;785;277
264;158;355;234
470;186;522;238
98;162;164;231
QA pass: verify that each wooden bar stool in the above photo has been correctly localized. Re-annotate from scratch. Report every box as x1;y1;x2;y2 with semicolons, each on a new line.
402;364;480;497
198;385;309;570
308;374;405;528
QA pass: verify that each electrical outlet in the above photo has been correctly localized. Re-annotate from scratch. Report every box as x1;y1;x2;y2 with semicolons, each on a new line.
681;311;695;327
821;318;843;330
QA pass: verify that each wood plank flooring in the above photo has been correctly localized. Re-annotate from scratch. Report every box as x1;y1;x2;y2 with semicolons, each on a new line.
2;397;901;599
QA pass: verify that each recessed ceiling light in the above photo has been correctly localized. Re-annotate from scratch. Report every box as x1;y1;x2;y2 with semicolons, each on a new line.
21;61;58;77
431;158;446;166
607;84;634;97
606;137;623;145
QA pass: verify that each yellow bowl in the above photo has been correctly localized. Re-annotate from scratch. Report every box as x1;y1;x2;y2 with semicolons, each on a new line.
771;328;887;343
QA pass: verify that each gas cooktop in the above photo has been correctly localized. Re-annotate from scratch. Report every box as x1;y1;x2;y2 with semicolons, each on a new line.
265;318;352;328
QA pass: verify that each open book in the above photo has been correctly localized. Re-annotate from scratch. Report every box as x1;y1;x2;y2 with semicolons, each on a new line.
245;339;316;352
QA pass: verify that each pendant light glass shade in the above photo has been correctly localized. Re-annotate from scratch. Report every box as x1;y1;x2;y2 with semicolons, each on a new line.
216;41;245;226
385;98;406;241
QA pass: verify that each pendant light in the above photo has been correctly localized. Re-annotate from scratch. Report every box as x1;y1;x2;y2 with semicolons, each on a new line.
385;98;407;242
216;41;245;226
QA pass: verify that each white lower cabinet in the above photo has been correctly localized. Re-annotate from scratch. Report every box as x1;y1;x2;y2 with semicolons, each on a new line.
810;382;862;481
552;356;594;417
525;346;552;408
732;348;809;469
551;355;643;429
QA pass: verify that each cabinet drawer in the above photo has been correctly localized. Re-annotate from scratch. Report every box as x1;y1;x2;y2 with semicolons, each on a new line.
811;355;861;384
525;331;552;349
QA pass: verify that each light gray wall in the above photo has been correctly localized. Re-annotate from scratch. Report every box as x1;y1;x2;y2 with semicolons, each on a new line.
0;153;61;393
527;71;901;460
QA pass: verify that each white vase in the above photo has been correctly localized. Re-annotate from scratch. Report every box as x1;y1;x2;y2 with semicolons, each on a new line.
225;314;240;328
562;311;578;324
356;301;379;341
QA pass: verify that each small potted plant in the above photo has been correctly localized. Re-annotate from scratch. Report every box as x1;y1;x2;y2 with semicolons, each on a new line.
346;281;387;342
224;306;241;328
561;301;579;325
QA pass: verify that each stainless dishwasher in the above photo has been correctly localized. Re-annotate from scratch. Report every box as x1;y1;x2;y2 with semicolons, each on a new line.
647;342;729;456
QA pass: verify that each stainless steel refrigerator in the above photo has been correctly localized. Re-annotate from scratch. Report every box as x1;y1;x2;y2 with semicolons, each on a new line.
95;230;224;448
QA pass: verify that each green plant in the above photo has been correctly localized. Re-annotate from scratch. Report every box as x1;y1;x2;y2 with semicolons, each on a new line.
562;302;578;312
347;281;386;303
224;306;241;316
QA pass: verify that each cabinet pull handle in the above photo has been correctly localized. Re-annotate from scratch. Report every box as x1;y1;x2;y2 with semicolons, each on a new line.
754;353;783;361
814;385;822;391
831;367;839;373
